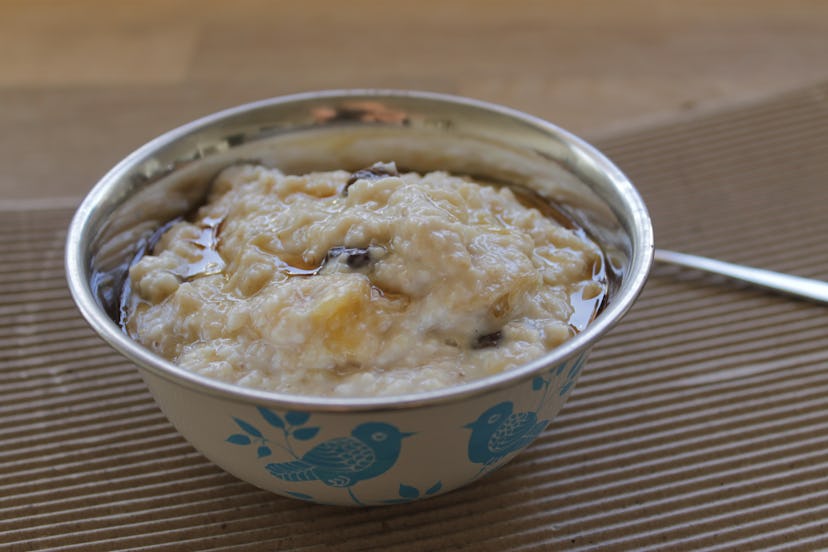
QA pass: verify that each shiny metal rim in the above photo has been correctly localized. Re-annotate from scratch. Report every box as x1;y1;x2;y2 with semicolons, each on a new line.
65;89;654;412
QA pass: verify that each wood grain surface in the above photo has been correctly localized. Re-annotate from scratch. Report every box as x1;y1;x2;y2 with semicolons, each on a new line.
1;0;828;200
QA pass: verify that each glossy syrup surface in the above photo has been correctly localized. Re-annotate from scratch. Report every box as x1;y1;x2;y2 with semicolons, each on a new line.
110;172;611;343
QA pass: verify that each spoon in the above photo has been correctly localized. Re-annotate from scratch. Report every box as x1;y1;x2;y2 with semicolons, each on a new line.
654;249;828;305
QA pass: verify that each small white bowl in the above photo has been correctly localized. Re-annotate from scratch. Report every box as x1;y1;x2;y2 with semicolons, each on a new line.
66;90;653;506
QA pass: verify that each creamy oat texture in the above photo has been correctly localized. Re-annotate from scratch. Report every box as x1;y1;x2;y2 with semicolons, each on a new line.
126;163;604;397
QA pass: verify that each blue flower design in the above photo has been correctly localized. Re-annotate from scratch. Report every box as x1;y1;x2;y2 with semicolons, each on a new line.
558;353;586;396
382;481;443;504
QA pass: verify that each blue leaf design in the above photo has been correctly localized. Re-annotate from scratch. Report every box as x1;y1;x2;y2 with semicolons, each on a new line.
568;360;583;379
226;434;251;445
555;362;567;376
559;382;573;396
292;427;320;441
257;445;272;458
286;491;314;501
425;481;443;495
285;411;311;426
399;484;420;499
234;417;263;438
531;377;544;391
257;407;285;429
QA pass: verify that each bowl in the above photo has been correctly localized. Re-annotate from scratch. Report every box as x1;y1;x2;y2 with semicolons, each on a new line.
65;90;653;506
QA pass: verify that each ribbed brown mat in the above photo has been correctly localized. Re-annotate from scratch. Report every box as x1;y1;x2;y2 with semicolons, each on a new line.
2;84;828;551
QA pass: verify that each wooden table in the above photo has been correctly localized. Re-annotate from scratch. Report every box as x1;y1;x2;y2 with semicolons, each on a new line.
2;0;828;201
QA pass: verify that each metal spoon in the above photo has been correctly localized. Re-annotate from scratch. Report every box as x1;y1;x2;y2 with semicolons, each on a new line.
654;249;828;305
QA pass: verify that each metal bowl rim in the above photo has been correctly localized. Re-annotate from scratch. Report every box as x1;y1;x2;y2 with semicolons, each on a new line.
65;89;654;413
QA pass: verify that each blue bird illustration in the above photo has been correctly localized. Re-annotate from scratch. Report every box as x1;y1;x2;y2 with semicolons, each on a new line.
465;401;549;469
266;422;413;502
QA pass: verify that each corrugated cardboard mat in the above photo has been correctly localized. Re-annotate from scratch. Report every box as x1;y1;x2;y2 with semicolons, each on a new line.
2;83;827;551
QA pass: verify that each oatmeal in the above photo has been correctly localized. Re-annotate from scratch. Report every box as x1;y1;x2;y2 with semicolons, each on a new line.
125;162;606;397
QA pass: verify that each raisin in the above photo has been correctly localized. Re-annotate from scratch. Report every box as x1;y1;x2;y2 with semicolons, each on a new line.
472;330;503;349
343;161;399;196
327;246;371;269
345;250;371;269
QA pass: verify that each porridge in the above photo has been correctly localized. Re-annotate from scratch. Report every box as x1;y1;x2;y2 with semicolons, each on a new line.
124;162;606;397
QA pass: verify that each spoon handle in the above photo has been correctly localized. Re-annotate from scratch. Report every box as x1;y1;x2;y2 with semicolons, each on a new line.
654;249;828;305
